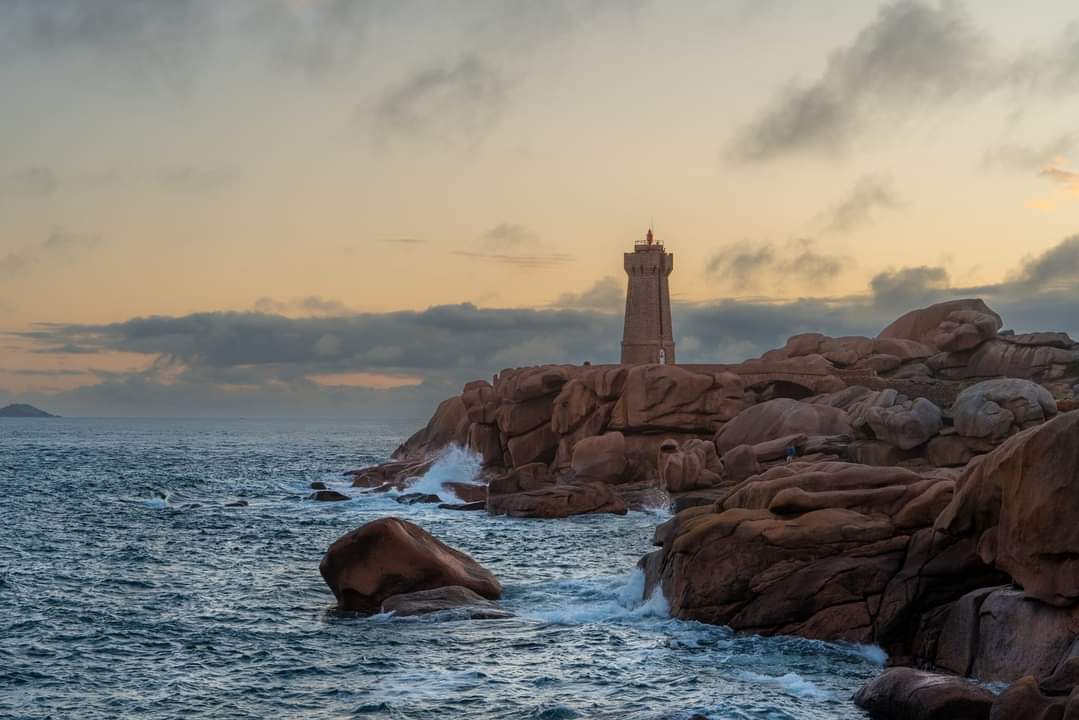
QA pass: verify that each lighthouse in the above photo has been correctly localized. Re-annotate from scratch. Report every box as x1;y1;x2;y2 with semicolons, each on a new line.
621;228;675;365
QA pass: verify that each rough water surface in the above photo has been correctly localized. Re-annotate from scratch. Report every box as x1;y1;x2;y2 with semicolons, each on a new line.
0;418;881;719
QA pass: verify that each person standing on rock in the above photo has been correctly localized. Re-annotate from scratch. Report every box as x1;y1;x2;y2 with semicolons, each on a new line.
785;445;797;464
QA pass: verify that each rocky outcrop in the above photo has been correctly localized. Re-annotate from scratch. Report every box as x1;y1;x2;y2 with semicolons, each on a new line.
657;438;723;493
715;398;851;453
854;667;995;720
487;481;627;518
952;379;1057;448
392;396;471;461
380;586;512;619
864;396;944;450
571;432;627;483
928;310;1001;353
937;411;1079;607
609;364;744;433
640;460;956;641
879;299;1003;350
319;517;501;614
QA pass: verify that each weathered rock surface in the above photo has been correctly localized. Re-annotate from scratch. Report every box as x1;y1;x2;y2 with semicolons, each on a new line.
392;396;471;461
380;586;513;619
715;398;851;453
952;379;1057;447
571;432;627;483
319;517;501;614
929;310;1001;353
937;411;1079;607
879;299;1003;350
864;396;944;450
854;667;994;720
486;481;627;518
609;364;744;432
658;438;722;493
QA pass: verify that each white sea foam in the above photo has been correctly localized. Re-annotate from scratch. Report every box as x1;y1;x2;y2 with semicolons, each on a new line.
407;444;483;502
525;569;670;624
737;670;833;700
844;643;888;665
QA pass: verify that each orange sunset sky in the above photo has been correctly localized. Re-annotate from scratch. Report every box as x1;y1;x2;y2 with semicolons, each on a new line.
2;0;1078;416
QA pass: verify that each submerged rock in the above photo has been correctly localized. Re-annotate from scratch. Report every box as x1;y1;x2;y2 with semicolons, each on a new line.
395;493;441;505
380;585;513;619
319;517;501;614
438;500;487;511
308;490;349;502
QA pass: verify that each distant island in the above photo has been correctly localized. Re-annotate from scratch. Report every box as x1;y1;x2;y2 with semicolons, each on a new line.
0;403;58;418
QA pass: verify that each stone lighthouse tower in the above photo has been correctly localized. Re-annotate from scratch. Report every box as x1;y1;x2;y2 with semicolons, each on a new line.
621;228;675;365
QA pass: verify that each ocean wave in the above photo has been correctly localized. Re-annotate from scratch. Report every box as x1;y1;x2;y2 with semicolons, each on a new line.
520;569;669;625
406;444;483;502
736;670;834;700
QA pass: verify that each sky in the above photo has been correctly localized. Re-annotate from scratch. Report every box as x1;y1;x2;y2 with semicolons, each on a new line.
2;0;1079;417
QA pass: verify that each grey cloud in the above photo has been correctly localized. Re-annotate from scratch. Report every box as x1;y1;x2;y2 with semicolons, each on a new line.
373;54;506;144
243;0;389;77
15;234;1079;417
824;175;901;233
1008;234;1079;291
728;1;989;161
381;237;425;245
551;276;624;313
706;239;845;289
0;228;98;278
8;167;59;195
869;265;951;310
1008;23;1079;93
981;134;1077;171
0;0;213;90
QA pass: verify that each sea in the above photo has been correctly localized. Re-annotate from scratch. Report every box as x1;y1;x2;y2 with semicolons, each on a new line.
0;417;883;719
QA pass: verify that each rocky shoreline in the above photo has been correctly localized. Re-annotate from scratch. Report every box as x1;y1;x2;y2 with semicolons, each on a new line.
322;298;1079;719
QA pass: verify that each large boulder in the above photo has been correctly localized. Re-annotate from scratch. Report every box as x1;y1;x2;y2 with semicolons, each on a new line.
879;299;1003;350
937;411;1079;607
934;586;1079;681
865;397;944;450
570;432;627;483
952;379;1057;447
929;310;1001;353
929;340;1079;381
854;667;994;720
715;398;851;454
505;422;560;467
319;517;501;613
658;438;722;493
989;676;1078;720
609;364;744;433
